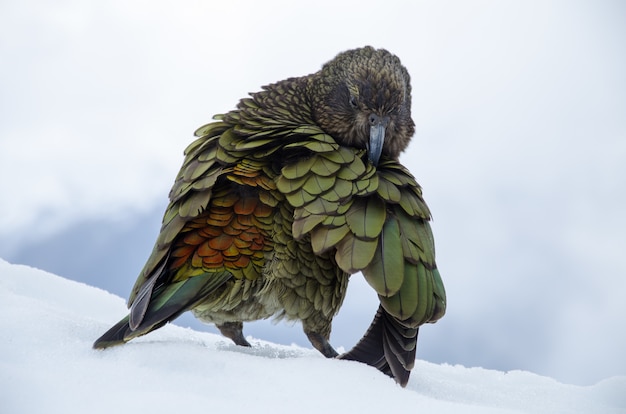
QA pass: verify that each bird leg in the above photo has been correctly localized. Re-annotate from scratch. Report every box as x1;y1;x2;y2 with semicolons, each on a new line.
216;321;251;347
305;330;338;358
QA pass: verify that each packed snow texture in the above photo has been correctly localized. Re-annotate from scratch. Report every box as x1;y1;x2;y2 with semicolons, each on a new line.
1;258;624;414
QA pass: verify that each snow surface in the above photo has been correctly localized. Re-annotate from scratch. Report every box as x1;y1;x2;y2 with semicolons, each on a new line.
1;258;624;414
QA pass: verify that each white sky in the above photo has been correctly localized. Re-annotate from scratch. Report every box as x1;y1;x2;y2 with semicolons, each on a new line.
1;0;625;385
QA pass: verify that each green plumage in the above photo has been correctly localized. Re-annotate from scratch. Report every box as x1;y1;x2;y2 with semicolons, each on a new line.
93;46;446;387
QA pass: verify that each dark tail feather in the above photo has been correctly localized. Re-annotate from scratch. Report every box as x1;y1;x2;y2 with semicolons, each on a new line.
338;305;418;387
93;315;133;349
93;315;169;349
93;272;231;349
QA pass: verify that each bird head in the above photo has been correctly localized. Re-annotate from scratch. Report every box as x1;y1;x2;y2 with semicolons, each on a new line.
310;47;415;166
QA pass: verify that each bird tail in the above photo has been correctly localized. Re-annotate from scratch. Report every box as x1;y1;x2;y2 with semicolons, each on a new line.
93;272;231;349
93;315;164;349
339;305;418;387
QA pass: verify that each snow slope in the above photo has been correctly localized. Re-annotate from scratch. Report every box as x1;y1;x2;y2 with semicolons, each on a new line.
1;258;624;414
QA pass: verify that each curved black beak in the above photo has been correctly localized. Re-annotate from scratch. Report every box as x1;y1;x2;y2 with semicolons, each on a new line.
367;114;387;166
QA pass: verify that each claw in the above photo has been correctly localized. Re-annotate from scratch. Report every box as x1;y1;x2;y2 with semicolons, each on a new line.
217;321;252;347
305;331;338;358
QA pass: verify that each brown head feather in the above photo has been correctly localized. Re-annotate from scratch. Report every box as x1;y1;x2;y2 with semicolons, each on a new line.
308;46;415;161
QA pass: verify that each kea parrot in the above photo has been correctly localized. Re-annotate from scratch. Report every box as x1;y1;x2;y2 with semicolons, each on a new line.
93;46;446;386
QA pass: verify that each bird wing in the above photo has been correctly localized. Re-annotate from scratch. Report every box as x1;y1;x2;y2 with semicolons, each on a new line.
275;130;446;385
113;119;279;339
275;138;446;324
118;78;326;342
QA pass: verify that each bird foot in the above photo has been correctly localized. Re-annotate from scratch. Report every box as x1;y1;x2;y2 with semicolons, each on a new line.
305;331;338;358
217;322;251;347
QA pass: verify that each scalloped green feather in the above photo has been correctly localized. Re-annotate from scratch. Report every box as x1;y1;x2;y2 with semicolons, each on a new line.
293;207;311;220
310;225;351;254
336;157;366;180
320;178;352;201
356;172;379;196
292;214;326;240
335;235;379;273
321;214;347;227
258;190;279;207
345;197;386;239
398;191;417;216
303;173;336;195
431;268;447;322
310;133;338;144
400;238;421;265
424;270;436;324
197;145;219;163
376;177;402;203
362;217;404;296
410;188;432;219
193;121;228;139
377;170;404;186
181;159;211;182
412;263;434;325
284;140;337;152
284;188;317;208
310;155;342;176
414;220;435;263
178;190;211;219
290;125;325;136
250;145;282;158
233;137;275;150
303;202;339;221
393;208;433;265
190;168;222;192
275;174;308;194
158;211;186;247
282;157;317;179
378;167;415;187
319;147;356;164
182;136;220;165
378;261;419;320
216;144;240;164
353;172;378;194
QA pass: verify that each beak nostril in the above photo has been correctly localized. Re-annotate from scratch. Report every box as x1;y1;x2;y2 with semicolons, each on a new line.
369;114;380;126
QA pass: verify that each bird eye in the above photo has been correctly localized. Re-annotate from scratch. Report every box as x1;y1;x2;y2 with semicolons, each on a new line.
349;95;358;109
